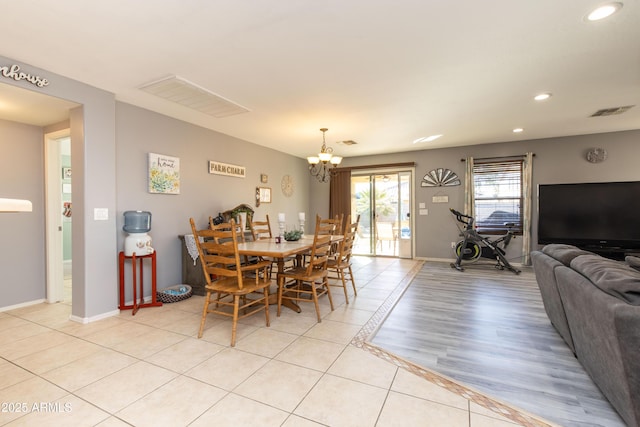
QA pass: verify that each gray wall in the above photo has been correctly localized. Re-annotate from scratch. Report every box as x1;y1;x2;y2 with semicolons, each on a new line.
1;100;312;314
115;103;311;299
1;54;116;320
0;119;46;306
1;53;638;317
340;129;640;261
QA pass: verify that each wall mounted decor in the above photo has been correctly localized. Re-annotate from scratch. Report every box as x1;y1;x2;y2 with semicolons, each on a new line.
208;160;246;178
148;153;180;194
586;148;608;163
281;174;294;197
258;187;271;203
0;63;49;87
421;168;460;187
260;173;268;183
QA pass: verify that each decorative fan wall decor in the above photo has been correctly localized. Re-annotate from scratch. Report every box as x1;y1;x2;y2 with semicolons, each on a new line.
421;168;460;187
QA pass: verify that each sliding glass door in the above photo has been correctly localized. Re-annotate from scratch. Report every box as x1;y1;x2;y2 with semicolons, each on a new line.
351;170;412;258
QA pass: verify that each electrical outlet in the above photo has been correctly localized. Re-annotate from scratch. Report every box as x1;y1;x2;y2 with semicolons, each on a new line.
451;241;456;248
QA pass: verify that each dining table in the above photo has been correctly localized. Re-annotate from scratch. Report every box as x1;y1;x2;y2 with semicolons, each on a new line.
237;235;342;312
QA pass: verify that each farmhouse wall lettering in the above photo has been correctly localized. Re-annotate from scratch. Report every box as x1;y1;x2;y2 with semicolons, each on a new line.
0;64;49;88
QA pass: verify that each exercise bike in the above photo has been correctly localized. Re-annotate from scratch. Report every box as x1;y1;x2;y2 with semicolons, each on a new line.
449;208;521;274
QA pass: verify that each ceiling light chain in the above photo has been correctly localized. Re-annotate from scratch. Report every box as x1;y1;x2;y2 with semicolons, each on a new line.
307;128;342;183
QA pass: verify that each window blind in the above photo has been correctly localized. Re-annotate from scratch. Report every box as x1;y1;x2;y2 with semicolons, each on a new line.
473;159;523;234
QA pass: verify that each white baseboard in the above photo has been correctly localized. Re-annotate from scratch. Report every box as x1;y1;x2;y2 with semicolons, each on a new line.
0;299;46;313
0;298;46;313
69;309;119;324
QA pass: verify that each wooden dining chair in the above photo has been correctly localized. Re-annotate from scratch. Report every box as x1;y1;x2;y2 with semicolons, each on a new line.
303;214;343;264
249;215;272;241
318;214;344;236
249;214;296;273
190;218;271;346
277;215;334;322
211;215;263;268
327;215;360;303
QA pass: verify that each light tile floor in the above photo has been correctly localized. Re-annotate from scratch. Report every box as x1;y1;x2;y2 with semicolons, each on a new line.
0;257;554;427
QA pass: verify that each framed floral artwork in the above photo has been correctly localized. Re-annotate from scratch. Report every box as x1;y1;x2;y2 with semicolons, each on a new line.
148;153;180;194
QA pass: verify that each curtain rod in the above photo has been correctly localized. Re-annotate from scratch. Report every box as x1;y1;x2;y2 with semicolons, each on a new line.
460;153;535;162
334;162;415;171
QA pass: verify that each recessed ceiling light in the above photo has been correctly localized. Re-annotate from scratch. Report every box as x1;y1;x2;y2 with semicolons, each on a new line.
534;93;552;101
413;134;442;144
587;2;623;21
513;128;524;133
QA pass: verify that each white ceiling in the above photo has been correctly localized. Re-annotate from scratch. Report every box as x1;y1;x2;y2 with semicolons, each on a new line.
0;1;638;159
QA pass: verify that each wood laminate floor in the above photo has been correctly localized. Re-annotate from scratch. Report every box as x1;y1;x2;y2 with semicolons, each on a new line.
370;261;626;427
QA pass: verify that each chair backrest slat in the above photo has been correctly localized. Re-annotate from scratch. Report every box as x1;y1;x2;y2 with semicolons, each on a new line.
305;215;333;275
190;217;245;288
249;215;272;241
335;214;360;263
318;214;343;236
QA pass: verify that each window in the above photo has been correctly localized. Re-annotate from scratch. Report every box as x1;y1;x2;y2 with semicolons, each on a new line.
473;159;523;234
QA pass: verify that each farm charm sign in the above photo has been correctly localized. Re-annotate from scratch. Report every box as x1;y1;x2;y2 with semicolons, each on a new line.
0;64;49;88
208;161;246;178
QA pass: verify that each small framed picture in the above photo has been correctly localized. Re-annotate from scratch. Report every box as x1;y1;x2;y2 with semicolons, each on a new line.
258;187;271;203
260;173;268;183
62;167;72;179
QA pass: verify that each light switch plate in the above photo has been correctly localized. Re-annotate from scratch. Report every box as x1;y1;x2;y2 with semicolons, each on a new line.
94;208;108;220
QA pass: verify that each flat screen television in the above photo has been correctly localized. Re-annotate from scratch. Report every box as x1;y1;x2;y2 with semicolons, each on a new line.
538;181;640;250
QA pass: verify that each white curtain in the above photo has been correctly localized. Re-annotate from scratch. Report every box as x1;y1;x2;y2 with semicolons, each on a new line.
463;156;475;217
521;152;534;265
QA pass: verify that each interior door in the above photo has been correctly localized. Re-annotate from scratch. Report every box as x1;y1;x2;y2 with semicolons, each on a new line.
45;131;71;303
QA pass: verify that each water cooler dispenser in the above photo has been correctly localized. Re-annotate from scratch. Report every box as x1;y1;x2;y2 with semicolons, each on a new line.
123;210;154;256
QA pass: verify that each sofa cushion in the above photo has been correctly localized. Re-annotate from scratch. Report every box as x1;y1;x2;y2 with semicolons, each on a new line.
541;244;592;266
571;254;640;305
625;255;640;271
531;251;576;352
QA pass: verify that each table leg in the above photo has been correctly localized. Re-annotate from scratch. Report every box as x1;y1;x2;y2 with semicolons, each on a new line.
270;257;301;313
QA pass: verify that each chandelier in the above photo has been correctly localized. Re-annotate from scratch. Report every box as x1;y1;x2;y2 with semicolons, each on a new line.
307;128;342;183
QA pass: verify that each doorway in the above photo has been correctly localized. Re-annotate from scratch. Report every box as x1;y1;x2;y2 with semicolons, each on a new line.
45;131;71;303
351;169;413;258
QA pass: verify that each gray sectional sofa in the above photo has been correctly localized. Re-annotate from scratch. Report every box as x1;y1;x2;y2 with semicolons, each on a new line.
532;244;640;427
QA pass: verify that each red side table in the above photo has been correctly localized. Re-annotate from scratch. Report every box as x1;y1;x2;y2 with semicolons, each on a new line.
119;251;162;315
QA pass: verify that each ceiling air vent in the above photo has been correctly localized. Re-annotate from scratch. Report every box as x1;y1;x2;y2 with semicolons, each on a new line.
139;76;250;118
339;140;358;145
590;105;634;117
